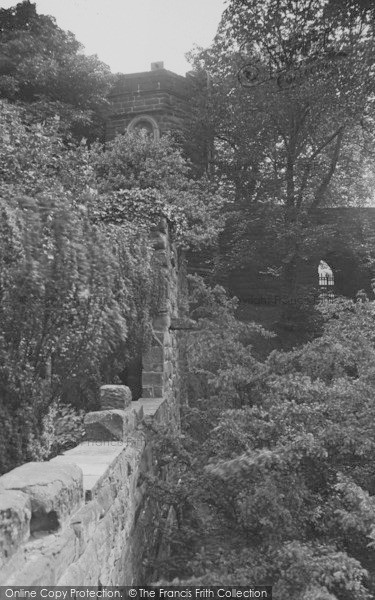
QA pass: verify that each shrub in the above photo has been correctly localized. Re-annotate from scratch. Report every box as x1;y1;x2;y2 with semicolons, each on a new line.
154;284;375;598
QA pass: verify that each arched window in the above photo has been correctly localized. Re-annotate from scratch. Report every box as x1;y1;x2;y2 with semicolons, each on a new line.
318;260;335;301
127;115;160;140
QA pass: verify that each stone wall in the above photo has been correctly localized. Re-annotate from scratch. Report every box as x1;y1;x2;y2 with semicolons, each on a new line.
142;220;182;408
0;391;178;585
0;221;184;585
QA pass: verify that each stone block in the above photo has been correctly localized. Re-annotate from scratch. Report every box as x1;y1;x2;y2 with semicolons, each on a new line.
0;462;83;531
84;410;125;441
0;490;31;568
100;385;132;410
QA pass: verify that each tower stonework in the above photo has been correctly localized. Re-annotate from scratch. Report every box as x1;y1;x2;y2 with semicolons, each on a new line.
106;66;192;141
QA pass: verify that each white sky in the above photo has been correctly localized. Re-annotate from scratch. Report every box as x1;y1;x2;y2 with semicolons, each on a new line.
0;0;226;75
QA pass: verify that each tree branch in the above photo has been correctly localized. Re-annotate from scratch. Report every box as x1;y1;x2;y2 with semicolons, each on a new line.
296;126;345;209
310;128;345;210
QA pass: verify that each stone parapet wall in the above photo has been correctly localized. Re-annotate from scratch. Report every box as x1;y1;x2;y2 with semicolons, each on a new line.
0;391;178;585
141;220;182;412
0;220;185;585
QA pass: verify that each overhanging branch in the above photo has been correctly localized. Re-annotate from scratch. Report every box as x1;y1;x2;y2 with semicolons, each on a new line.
296;125;345;209
310;127;345;210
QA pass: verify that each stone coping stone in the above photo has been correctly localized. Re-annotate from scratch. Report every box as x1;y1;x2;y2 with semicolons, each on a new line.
51;443;126;494
0;462;83;530
0;396;170;579
84;409;125;441
84;403;144;442
100;385;132;410
52;399;165;493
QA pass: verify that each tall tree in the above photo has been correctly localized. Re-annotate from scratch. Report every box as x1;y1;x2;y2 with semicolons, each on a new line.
0;1;112;140
187;0;375;331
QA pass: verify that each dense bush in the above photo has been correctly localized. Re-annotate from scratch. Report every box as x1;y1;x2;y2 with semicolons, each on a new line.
152;282;375;599
90;131;225;249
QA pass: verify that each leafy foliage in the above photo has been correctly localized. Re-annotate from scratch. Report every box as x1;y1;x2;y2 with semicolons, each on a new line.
152;280;375;598
0;101;155;473
0;1;112;140
90;131;225;249
186;0;375;335
185;274;271;406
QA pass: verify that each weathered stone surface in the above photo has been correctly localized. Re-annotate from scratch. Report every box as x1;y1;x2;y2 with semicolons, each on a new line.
0;490;31;568
0;462;83;531
0;394;180;585
68;499;101;556
84;409;125;441
57;562;87;586
0;547;56;586
52;443;126;496
100;385;132;410
38;528;78;583
1;527;79;585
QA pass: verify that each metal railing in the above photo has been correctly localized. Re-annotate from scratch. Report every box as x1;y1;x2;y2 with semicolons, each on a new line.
319;274;335;302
